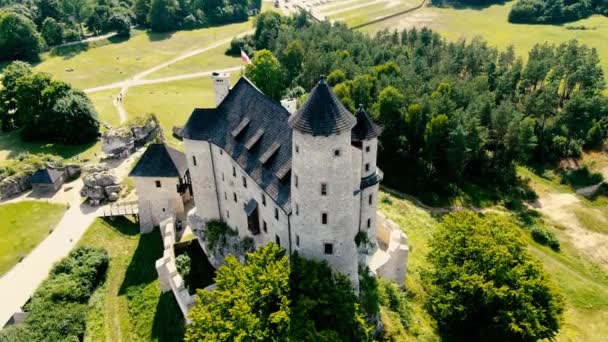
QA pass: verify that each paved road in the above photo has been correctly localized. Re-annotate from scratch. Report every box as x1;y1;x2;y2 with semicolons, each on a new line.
0;154;140;327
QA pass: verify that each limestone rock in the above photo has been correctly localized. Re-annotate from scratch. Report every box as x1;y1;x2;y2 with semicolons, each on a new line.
80;164;121;205
101;127;135;156
101;115;160;159
108;192;119;202
104;184;122;196
65;164;82;179
0;173;31;199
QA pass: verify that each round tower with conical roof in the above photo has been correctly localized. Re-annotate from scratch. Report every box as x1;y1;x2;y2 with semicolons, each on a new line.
288;76;360;289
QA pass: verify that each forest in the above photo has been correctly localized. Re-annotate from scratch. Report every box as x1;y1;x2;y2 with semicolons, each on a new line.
237;12;608;203
0;0;261;62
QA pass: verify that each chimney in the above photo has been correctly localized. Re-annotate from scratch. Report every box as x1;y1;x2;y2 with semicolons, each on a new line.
211;72;230;106
280;98;297;114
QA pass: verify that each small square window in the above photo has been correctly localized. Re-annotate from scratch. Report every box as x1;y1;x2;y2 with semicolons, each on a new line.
322;213;328;224
243;176;247;188
324;243;333;255
367;218;371;228
334;149;341;157
274;208;279;221
296;235;300;247
262;194;266;206
365;145;371;152
365;163;370;172
155;180;161;188
232;166;236;177
220;149;223;155
276;235;281;247
233;192;237;202
369;194;373;205
192;155;197;166
295;145;299;153
224;192;227;200
263;221;267;233
162;208;165;212
321;183;327;196
295;174;298;188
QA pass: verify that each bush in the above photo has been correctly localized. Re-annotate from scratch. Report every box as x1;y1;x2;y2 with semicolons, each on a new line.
560;166;604;188
531;225;561;251
108;14;131;37
41;17;64;46
205;220;237;250
175;253;191;279
378;279;411;329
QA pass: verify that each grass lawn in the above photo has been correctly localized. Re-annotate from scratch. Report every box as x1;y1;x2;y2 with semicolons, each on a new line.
378;189;608;341
122;73;241;148
326;0;419;26
79;217;184;341
146;43;242;79
34;21;254;90
360;1;608;78
89;89;122;128
0;201;66;275
0;130;101;163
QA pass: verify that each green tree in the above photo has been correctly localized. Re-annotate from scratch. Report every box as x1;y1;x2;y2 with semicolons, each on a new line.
148;0;179;32
254;11;282;50
185;243;290;341
245;49;284;100
108;13;131;37
327;69;346;86
280;40;305;84
0;61;33;130
351;74;376;109
41;17;63;46
0;12;45;62
426;211;564;341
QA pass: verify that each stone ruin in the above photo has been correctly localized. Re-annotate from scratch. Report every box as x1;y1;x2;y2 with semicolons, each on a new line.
80;164;122;205
101;114;160;159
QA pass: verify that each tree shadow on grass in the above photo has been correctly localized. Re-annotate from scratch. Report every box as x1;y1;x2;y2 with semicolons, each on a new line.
45;35;131;60
0;130;99;161
151;292;185;342
174;240;216;294
118;226;163;296
145;31;175;42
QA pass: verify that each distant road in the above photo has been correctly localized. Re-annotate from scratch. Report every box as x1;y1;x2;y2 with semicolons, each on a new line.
50;32;118;49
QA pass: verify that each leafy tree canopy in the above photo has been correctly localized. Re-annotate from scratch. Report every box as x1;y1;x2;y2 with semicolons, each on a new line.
245;49;284;101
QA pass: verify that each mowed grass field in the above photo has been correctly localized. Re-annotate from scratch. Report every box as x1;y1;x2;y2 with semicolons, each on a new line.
0;201;66;275
80;218;184;341
360;1;608;77
378;189;608;341
320;0;420;26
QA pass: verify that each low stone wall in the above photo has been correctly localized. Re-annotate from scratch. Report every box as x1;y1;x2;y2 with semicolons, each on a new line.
155;217;196;322
368;212;409;285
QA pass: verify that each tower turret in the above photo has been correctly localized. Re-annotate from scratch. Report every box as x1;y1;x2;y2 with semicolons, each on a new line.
288;76;360;289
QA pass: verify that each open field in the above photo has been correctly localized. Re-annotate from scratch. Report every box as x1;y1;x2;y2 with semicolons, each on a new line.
34;21;254;90
360;1;608;77
379;188;608;341
122;73;241;148
88;89;122;128
79;217;184;341
324;0;419;26
0;201;66;275
0;130;101;163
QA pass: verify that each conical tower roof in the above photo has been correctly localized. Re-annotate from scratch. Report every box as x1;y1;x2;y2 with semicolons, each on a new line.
351;104;382;141
288;77;356;136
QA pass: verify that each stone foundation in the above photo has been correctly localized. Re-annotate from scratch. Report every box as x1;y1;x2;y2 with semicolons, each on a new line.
367;212;409;285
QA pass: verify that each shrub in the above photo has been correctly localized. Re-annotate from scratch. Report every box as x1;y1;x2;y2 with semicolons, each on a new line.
531;225;561;251
378;279;411;329
176;253;191;279
108;14;131;37
205;220;237;250
560;166;604;188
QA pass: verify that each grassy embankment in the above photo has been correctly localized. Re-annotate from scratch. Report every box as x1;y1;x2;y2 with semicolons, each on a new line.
79;217;184;341
0;201;66;276
378;187;608;341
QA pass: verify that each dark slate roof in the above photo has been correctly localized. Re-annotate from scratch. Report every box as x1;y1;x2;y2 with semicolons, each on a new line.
31;168;63;184
129;143;188;178
352;105;382;141
182;77;292;212
288;78;356;136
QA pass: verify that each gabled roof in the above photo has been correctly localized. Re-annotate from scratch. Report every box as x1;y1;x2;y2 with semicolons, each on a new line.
181;77;292;212
352;105;382;141
129;143;188;178
31;168;63;184
288;77;356;136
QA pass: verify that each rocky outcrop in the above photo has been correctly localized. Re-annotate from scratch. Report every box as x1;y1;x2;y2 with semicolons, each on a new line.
101;115;160;159
80;164;122;205
0;173;32;199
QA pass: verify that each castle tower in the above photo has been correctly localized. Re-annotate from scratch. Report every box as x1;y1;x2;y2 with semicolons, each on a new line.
288;77;360;289
211;72;230;106
351;105;383;243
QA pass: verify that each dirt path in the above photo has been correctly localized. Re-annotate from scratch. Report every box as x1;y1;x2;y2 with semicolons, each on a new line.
85;29;253;123
533;192;608;269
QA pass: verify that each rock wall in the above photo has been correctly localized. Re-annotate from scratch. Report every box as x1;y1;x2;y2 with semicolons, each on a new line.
0;173;31;199
80;164;122;205
101;115;160;158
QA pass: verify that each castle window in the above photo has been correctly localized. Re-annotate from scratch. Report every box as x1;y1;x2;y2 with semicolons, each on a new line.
365;145;371;152
224;192;227;200
192;156;197;166
321;213;328;224
162;208;165;212
365;163;370;172
220;149;223;155
367;218;371;228
222;172;225;181
232;166;236;177
295;174;298;188
296;203;299;216
324;243;333;255
274;208;279;221
296;235;300;247
262;194;266;206
369;194;373;205
155;180;161;188
243;176;247;188
227;210;230;218
321;183;327;196
334;149;341;157
233;192;237;202
276;235;281;247
295;145;299;153
263;220;267;233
